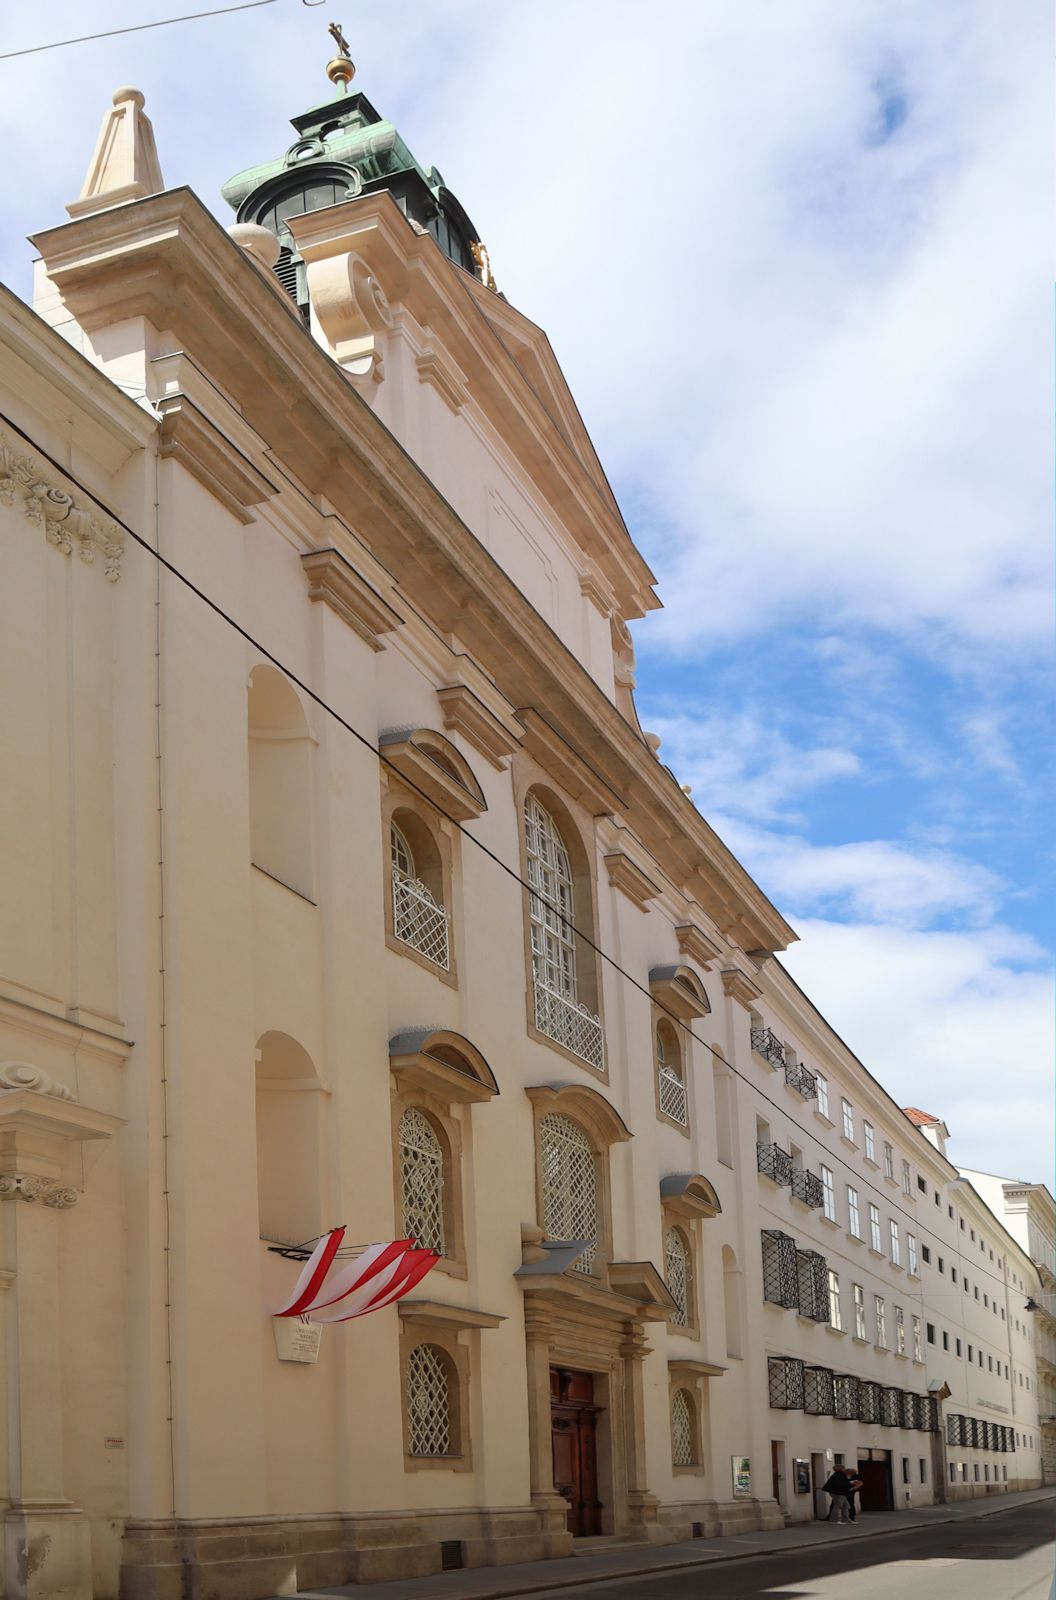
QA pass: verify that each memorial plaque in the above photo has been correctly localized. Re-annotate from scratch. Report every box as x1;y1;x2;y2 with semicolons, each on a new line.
273;1316;322;1363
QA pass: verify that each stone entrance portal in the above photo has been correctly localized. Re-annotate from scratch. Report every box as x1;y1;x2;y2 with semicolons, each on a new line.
550;1367;602;1536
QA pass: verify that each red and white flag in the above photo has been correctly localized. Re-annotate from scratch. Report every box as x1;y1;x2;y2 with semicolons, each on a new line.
273;1227;438;1322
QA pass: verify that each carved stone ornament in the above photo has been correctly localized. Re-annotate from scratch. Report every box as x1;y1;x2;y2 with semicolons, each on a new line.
0;430;124;580
0;1061;76;1100
0;1175;78;1208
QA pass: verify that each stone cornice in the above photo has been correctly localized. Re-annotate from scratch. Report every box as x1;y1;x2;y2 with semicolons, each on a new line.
0;990;131;1068
152;350;278;524
397;1299;504;1329
30;188;795;957
300;546;406;650
676;924;724;971
604;852;660;911
517;708;626;818
720;968;763;1008
436;682;522;770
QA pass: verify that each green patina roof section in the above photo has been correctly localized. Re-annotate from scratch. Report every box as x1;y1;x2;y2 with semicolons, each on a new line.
221;89;448;214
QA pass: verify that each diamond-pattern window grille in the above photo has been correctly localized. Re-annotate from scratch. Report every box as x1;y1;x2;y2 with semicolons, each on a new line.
665;1227;691;1327
398;1108;446;1255
982;1420;994;1451
947;1413;966;1447
880;1386;901;1428
804;1366;836;1415
757;1142;793;1186
966;1415;980;1448
790;1169;824;1207
858;1381;880;1424
751;1026;785;1069
525;792;578;991
407;1343;453;1456
797;1249;830;1322
533;979;604;1069
392;868;450;969
657;1041;688;1124
900;1391;919;1430
834;1374;860;1420
768;1356;804;1409
540;1111;598;1273
762;1230;800;1308
671;1388;695;1466
918;1395;938;1432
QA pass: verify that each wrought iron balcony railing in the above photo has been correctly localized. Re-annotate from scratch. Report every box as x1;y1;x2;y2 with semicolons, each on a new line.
756;1141;793;1186
790;1168;824;1208
784;1061;818;1100
392;869;450;969
751;1026;785;1070
533;978;604;1070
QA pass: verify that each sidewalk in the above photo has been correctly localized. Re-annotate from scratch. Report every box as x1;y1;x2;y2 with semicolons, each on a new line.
287;1487;1055;1600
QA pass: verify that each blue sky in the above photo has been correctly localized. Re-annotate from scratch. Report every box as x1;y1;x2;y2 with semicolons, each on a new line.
1;0;1051;1176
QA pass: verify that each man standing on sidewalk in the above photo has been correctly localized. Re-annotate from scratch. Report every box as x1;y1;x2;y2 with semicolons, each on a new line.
823;1468;854;1523
847;1471;864;1522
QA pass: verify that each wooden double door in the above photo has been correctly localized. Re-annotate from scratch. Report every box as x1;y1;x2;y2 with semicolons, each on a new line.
550;1367;602;1537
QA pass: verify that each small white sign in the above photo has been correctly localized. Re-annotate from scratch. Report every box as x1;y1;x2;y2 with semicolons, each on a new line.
273;1316;322;1364
103;1436;125;1450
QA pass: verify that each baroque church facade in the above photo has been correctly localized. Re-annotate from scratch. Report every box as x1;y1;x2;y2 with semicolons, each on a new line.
0;43;1044;1600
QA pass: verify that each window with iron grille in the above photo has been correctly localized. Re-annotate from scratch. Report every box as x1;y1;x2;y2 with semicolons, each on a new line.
919;1395;938;1432
526;795;603;1069
834;1374;859;1419
671;1388;695;1466
751;1025;785;1069
391;825;450;969
539;1112;597;1273
665;1226;692;1327
656;1026;688;1126
761;1230;800;1308
880;1386;901;1427
791;1167;824;1207
947;1413;964;1446
768;1356;804;1409
804;1365;835;1415
406;1344;454;1456
756;1142;793;1185
797;1250;830;1322
398;1108;446;1255
858;1380;880;1423
900;1391;918;1429
966;1416;981;1448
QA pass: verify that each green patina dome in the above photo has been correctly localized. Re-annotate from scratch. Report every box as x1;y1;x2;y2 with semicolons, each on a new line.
222;86;484;318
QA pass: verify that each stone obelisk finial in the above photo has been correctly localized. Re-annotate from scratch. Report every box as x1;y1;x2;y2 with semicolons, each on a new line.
66;87;165;219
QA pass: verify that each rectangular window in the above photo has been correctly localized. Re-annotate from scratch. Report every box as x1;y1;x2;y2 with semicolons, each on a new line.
938;1255;944;1273
951;1267;957;1283
895;1305;905;1354
890;1220;901;1265
847;1186;861;1237
829;1269;841;1330
926;1322;936;1345
983;1293;988;1307
815;1073;829;1118
942;1331;949;1351
864;1121;875;1161
912;1315;923;1361
883;1142;895;1180
917;1174;927;1194
821;1164;836;1221
921;1243;931;1264
853;1283;866;1339
988;1355;993;1371
868;1203;881;1251
875;1295;887;1347
841;1099;854;1141
901;1457;910;1484
949;1462;956;1481
908;1234;918;1274
956;1338;961;1356
968;1344;973;1361
902;1159;912;1195
919;1458;927;1484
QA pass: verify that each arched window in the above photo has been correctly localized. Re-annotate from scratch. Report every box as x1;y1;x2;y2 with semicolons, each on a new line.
247;667;314;897
539;1111;597;1273
525;793;602;1068
398;1108;446;1256
656;1022;687;1126
665;1226;693;1327
390;815;449;970
671;1388;696;1467
406;1343;455;1457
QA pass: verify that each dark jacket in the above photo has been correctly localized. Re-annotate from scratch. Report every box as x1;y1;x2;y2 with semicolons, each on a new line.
823;1471;852;1496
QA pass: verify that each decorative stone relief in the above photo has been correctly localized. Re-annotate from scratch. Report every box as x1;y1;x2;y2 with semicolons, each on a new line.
0;430;124;580
0;1062;75;1101
304;252;393;384
0;1175;78;1208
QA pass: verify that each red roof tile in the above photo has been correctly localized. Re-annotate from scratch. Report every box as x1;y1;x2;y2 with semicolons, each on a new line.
903;1106;939;1127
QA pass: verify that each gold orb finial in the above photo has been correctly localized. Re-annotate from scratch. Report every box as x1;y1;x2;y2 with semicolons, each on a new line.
326;21;355;89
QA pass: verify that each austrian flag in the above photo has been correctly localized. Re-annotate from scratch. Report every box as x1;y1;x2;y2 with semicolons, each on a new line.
273;1228;439;1322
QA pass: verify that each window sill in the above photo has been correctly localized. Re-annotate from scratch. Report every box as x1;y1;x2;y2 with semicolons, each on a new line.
825;1323;847;1337
840;1137;858;1151
890;1262;904;1273
386;929;458;989
852;1335;870;1346
814;1112;835;1128
846;1232;864;1246
819;1214;841;1229
868;1247;885;1259
874;1344;889;1355
655;1107;692;1139
863;1157;880;1171
884;1176;898;1188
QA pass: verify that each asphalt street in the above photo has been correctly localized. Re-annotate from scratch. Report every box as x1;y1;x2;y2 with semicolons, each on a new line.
499;1499;1055;1600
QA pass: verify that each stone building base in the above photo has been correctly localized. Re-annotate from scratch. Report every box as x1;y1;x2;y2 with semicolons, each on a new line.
658;1497;783;1544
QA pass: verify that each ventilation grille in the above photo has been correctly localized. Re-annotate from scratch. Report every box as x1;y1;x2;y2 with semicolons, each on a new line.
274;247;300;302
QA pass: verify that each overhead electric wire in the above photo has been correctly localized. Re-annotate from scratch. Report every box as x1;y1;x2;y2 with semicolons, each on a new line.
0;0;280;61
0;406;1036;1321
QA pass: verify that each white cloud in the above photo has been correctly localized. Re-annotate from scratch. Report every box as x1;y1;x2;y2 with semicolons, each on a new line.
781;919;1054;1180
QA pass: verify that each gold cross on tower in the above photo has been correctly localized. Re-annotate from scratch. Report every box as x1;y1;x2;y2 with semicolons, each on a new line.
325;21;355;89
328;21;350;57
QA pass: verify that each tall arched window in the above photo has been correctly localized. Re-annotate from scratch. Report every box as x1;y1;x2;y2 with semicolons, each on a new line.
656;1022;687;1126
665;1225;693;1327
525;793;602;1069
671;1387;696;1467
539;1111;597;1273
398;1108;446;1255
247;666;314;897
406;1343;455;1457
389;816;449;969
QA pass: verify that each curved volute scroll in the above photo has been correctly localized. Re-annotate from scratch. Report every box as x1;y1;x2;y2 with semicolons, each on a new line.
303;251;393;383
660;1172;722;1220
0;1062;75;1101
389;1029;499;1105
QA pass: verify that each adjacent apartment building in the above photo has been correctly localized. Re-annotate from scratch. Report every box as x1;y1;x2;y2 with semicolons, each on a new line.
0;48;1043;1600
